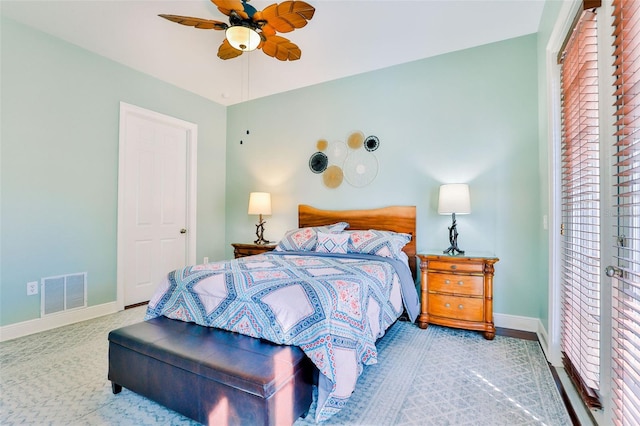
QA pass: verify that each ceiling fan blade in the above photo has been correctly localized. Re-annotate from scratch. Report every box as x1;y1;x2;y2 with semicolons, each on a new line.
258;23;277;37
218;39;244;60
211;0;250;19
261;35;302;61
159;14;228;30
260;1;315;34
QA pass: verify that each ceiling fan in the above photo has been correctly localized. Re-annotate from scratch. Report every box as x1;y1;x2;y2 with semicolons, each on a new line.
159;0;315;61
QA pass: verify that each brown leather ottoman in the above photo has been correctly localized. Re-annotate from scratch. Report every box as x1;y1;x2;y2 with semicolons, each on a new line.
108;316;314;426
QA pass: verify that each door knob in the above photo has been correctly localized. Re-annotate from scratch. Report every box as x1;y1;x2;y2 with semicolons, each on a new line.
605;265;622;278
180;228;187;234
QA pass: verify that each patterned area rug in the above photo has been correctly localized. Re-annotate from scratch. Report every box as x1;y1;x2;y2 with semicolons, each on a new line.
0;306;570;425
295;320;571;426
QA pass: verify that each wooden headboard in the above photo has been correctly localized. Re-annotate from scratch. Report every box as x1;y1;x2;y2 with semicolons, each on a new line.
298;205;417;280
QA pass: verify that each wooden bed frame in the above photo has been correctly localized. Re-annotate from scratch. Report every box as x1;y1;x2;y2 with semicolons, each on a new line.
298;204;417;280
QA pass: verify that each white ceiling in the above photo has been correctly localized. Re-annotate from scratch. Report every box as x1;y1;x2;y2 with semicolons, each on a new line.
1;0;545;106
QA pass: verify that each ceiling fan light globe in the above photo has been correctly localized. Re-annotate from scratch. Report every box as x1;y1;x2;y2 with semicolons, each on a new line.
226;26;261;51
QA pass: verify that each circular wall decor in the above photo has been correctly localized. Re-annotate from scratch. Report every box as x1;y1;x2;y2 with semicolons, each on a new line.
347;131;365;150
327;141;348;165
310;130;380;188
323;165;344;188
364;135;380;152
309;151;328;174
316;139;328;151
344;150;378;187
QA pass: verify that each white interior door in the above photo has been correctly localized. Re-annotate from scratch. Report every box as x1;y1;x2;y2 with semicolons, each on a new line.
117;103;197;307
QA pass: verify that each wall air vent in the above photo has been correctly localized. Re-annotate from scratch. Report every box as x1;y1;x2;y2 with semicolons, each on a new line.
41;272;87;316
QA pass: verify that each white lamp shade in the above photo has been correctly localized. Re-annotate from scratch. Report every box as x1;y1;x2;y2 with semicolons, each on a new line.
438;184;471;215
248;192;272;215
226;26;261;51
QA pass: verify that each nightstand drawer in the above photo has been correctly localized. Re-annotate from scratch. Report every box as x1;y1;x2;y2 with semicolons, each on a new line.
428;294;484;322
428;260;484;274
428;273;484;296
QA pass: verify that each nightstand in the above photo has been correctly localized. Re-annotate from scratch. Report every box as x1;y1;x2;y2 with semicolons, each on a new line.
231;243;276;259
417;253;499;340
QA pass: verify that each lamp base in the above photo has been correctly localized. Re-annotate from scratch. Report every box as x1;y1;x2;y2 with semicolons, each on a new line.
254;215;269;245
443;246;465;256
443;212;464;256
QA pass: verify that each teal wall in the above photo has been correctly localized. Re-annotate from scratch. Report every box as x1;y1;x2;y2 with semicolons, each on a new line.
225;34;543;319
0;17;228;326
1;15;551;328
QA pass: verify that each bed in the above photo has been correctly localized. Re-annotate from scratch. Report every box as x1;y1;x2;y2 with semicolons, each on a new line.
112;205;419;424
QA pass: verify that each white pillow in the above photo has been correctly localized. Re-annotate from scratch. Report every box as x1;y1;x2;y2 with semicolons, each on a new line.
315;232;349;254
347;229;412;260
274;222;349;252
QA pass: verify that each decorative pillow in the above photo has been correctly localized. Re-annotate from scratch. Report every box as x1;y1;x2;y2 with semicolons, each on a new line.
274;222;349;252
315;232;349;254
347;229;412;260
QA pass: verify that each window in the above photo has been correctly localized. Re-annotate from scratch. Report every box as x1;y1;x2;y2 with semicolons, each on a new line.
559;6;602;408
611;0;640;423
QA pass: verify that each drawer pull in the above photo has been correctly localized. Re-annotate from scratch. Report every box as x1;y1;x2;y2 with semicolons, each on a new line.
458;304;464;309
444;279;451;285
445;303;450;308
457;280;464;285
451;265;457;270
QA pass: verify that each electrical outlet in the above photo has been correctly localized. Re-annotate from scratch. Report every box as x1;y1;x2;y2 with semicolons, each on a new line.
203;257;209;264
27;281;39;296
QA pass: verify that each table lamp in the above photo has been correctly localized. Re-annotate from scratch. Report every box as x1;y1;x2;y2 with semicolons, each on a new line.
438;184;471;255
248;192;272;244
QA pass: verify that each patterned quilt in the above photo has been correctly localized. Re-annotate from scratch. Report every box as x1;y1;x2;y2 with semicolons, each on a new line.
145;251;419;422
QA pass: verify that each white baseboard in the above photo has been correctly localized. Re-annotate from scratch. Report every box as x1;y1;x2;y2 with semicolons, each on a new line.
494;312;540;331
536;322;551;361
0;302;120;342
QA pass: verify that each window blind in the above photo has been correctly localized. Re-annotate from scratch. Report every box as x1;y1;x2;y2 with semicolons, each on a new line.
560;7;602;406
611;0;640;424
